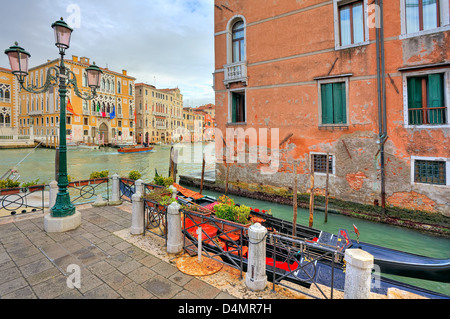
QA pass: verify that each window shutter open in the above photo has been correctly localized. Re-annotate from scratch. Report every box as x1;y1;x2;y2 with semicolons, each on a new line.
321;84;333;124
333;82;346;124
427;74;444;124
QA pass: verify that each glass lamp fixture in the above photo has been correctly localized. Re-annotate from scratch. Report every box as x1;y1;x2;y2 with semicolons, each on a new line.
51;17;73;52
4;42;31;83
85;63;103;90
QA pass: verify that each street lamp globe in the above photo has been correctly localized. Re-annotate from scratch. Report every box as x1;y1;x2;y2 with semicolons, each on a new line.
4;42;30;83
51;17;73;51
85;63;103;90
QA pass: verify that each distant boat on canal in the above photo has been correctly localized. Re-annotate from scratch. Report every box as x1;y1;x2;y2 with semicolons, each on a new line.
117;144;154;154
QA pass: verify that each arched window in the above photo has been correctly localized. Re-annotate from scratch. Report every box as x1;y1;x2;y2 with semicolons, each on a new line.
129;83;133;95
83;72;88;87
232;20;245;62
117;80;121;93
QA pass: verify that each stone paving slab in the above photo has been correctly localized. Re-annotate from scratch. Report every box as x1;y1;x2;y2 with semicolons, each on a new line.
0;205;237;300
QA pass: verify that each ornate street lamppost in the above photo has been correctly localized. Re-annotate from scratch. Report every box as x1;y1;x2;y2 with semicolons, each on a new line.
5;18;103;222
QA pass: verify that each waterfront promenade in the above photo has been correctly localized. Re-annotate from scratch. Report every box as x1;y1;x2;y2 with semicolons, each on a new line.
0;203;239;300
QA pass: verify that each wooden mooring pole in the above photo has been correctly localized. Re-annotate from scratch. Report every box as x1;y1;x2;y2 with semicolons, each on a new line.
200;152;206;194
292;162;298;238
324;152;330;223
309;160;315;228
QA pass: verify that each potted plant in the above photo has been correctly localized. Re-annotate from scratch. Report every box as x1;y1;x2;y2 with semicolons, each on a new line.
143;187;173;211
0;179;21;195
22;179;45;193
89;170;109;184
213;195;251;232
181;203;212;226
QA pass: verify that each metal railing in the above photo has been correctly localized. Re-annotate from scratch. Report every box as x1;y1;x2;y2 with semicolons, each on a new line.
119;178;135;202
268;233;345;299
0;185;45;218
68;178;110;205
142;182;169;240
408;107;447;125
182;209;247;279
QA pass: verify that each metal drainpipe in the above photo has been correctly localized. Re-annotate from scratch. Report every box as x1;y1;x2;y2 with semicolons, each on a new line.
376;0;387;214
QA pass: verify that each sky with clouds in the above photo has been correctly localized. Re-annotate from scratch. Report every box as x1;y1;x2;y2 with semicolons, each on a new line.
1;0;214;107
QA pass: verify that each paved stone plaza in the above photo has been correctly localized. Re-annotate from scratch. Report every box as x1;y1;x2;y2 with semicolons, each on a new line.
0;205;235;299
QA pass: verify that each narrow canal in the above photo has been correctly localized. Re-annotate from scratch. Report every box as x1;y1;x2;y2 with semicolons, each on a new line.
0;144;449;296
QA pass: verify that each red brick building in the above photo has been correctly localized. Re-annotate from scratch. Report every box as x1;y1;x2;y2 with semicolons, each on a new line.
213;0;450;215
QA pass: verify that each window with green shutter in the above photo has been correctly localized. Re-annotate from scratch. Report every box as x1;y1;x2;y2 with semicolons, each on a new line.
231;91;246;123
407;73;446;125
321;82;347;125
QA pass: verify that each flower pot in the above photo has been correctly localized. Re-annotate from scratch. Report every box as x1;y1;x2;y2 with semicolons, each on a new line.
144;199;166;212
0;187;21;195
28;184;45;193
213;216;251;234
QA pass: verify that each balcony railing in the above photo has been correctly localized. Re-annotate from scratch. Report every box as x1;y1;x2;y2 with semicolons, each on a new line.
29;110;43;116
408;107;447;125
223;61;248;87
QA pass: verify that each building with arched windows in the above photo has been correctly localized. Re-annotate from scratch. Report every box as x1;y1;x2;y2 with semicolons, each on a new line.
213;0;450;215
0;68;18;134
14;55;135;145
135;83;184;144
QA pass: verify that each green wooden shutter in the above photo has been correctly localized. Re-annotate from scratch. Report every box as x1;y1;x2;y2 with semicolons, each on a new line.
321;84;333;124
427;74;444;124
333;82;346;124
407;77;423;124
231;93;237;123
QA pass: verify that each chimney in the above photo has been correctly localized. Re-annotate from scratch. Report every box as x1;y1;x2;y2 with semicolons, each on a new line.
122;70;127;76
72;55;78;63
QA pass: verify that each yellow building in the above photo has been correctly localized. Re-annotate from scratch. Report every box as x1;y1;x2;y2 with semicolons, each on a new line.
135;83;183;144
182;107;205;142
17;55;136;145
0;67;18;134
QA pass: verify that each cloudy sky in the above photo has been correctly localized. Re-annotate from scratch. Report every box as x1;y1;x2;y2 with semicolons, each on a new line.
1;0;214;107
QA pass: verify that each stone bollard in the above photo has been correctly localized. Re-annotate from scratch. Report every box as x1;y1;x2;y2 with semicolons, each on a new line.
166;201;183;254
135;179;144;197
110;174;122;205
344;249;374;299
245;223;267;291
130;192;144;235
169;185;177;199
48;180;58;209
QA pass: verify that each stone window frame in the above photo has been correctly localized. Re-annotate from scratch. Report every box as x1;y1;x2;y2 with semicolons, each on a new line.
402;67;450;129
310;152;336;176
225;15;247;65
333;0;370;50
316;75;351;128
410;155;450;187
399;0;450;39
227;88;247;125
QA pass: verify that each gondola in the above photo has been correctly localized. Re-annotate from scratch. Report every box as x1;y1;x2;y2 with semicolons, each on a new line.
174;185;449;299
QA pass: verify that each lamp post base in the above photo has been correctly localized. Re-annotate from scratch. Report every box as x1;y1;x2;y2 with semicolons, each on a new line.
44;209;81;233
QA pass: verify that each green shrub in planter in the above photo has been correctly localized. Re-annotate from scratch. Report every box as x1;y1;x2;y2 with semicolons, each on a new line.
128;170;141;181
0;179;21;189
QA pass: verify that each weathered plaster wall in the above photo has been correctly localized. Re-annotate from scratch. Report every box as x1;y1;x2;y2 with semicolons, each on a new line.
214;0;450;216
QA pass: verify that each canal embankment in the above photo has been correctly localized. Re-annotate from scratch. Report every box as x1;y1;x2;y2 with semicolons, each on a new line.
179;172;450;238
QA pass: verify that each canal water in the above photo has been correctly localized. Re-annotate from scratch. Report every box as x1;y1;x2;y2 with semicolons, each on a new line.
0;144;449;296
